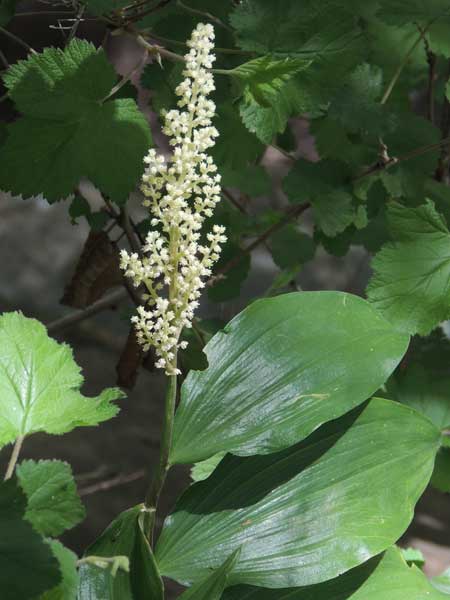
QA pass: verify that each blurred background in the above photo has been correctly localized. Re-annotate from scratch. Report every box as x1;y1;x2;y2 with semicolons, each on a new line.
1;2;450;597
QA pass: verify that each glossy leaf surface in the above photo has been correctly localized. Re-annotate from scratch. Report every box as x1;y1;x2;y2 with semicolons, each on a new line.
221;547;448;599
0;312;124;450
158;398;440;588
170;292;409;464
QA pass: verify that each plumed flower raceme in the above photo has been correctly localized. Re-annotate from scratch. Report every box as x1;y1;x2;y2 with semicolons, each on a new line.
120;23;226;376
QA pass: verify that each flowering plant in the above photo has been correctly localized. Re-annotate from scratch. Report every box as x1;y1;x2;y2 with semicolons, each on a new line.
121;23;226;376
1;2;450;599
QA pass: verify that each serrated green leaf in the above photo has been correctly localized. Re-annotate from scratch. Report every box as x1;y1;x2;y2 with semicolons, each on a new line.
170;292;409;464
41;540;78;600
328;63;395;136
157;398;440;588
222;165;270;197
180;550;240;599
212;102;264;170
77;505;163;600
0;312;124;449
270;225;315;268
222;547;447;599
377;0;450;25
0;39;151;203
387;364;450;430
16;459;85;537
367;200;450;335
283;159;357;236
0;478;60;600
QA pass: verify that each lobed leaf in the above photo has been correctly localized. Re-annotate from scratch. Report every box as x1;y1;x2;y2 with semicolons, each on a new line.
16;459;85;537
367;200;450;335
0;312;124;450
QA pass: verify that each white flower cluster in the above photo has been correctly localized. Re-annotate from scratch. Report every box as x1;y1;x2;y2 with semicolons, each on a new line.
120;23;226;376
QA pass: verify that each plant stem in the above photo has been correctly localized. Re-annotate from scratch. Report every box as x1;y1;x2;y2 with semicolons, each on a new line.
144;371;178;543
176;0;233;32
0;26;36;54
4;435;24;480
380;16;441;106
47;287;128;334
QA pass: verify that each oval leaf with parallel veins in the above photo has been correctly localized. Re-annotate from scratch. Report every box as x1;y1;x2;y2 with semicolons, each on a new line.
170;292;409;464
157;398;440;589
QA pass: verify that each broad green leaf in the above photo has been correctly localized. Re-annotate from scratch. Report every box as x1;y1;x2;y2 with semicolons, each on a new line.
157;398;440;587
431;448;450;493
270;225;315;268
221;547;447;599
0;312;124;449
222;165;271;198
283;159;359;236
212;103;264;170
230;0;363;58
170;292;408;464
312;190;356;237
387;364;450;430
377;0;450;25
328;63;395;136
180;550;240;599
78;505;163;600
230;0;367;113
0;479;60;600
432;567;450;594
16;459;85;536
42;540;78;600
228;56;309;143
401;547;425;568
130;514;164;600
191;452;227;482
367;200;450;336
0;39;151;203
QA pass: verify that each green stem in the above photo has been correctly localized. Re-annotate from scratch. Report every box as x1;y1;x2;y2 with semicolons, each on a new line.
4;435;24;480
144;371;178;543
381;18;437;105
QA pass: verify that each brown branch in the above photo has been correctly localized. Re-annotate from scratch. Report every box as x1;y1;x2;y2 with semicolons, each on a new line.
47;287;128;334
79;469;145;496
214;203;310;279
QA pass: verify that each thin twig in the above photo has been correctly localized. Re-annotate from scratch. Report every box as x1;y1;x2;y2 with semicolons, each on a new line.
66;4;85;45
214;203;310;279
353;135;450;181
417;23;437;124
0;26;37;54
101;51;147;103
4;436;25;480
16;10;74;17
133;31;185;63
79;469;145;496
144;31;250;55
176;0;233;32
381;19;437;105
47;288;128;334
0;49;9;69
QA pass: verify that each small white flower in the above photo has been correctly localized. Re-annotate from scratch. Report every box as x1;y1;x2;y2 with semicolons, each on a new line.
121;23;225;376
